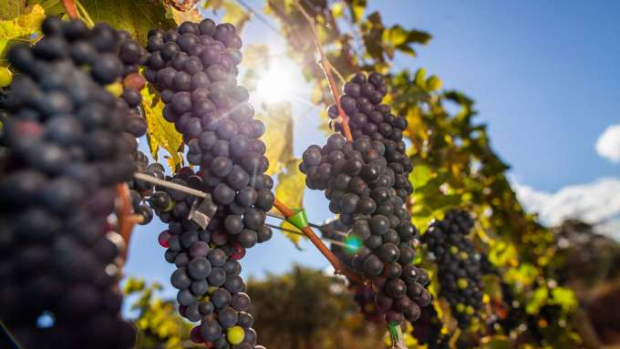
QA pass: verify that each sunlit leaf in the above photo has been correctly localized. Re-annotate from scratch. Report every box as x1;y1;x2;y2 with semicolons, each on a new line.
331;2;344;18
414;67;426;88
410;164;433;188
550;287;577;312
346;0;367;23
275;159;306;247
526;287;548;314
141;85;183;170
0;4;45;58
0;0;29;21
80;0;176;45
204;0;225;11
222;1;251;33
258;102;294;176
427;75;442;91
168;6;202;25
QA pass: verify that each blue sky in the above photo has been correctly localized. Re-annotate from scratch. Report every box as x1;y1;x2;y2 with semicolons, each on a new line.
124;1;620;299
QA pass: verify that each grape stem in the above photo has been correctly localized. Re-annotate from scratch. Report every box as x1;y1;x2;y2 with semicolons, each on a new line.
272;198;365;284
134;172;208;198
61;0;78;19
293;0;353;142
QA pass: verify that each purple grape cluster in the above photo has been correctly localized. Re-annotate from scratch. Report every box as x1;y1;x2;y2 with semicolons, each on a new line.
0;17;137;349
422;210;482;328
329;72;413;201
143;19;272;349
302;72;431;326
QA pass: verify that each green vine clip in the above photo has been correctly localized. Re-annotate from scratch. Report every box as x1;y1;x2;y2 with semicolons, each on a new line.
287;208;309;230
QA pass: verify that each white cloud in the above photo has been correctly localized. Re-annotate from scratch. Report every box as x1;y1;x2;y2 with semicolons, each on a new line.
596;124;620;163
514;178;620;240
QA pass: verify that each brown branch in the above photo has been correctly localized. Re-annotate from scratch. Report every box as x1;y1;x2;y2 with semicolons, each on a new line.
116;183;136;260
61;0;78;19
272;198;365;284
293;0;353;142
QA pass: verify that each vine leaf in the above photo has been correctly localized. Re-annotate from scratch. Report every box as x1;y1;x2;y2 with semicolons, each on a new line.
79;0;176;45
141;85;184;170
275;159;305;248
204;0;250;32
258;102;294;176
0;4;45;58
168;6;202;25
0;0;29;21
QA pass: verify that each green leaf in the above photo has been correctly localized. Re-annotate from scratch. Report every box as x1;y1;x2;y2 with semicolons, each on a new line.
414;68;426;88
427;75;442;91
0;4;45;58
406;29;432;45
80;0;176;45
526;287;548;314
409;164;433;188
141;85;183;170
550;287;577;312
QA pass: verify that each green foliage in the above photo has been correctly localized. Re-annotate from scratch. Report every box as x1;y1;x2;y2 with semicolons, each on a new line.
124;277;194;349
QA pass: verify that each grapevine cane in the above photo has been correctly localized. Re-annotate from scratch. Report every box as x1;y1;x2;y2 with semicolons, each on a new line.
61;0;78;19
293;0;353;142
272;198;365;284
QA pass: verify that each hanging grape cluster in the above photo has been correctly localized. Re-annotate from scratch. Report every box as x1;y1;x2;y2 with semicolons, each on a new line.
0;17;137;349
422;210;483;329
301;72;431;325
143;19;272;349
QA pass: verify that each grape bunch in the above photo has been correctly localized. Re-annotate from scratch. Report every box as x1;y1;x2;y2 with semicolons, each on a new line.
328;73;413;201
411;304;450;349
422;210;483;329
321;220;385;324
301;72;431;326
143;19;272;349
0;17;138;349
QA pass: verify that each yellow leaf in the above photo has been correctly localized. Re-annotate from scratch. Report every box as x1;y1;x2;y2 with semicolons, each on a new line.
258;102;294;176
0;4;45;58
169;7;203;25
331;2;344;18
141;85;184;171
242;43;270;67
275;159;304;208
222;1;250;33
275;159;306;247
414;67;426;88
427;75;443;91
280;220;302;249
204;0;225;11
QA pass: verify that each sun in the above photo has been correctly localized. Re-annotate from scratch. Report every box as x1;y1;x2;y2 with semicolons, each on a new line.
253;56;305;105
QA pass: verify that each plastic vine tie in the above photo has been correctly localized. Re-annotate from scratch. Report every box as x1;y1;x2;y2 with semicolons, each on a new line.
287;208;308;230
388;321;400;340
